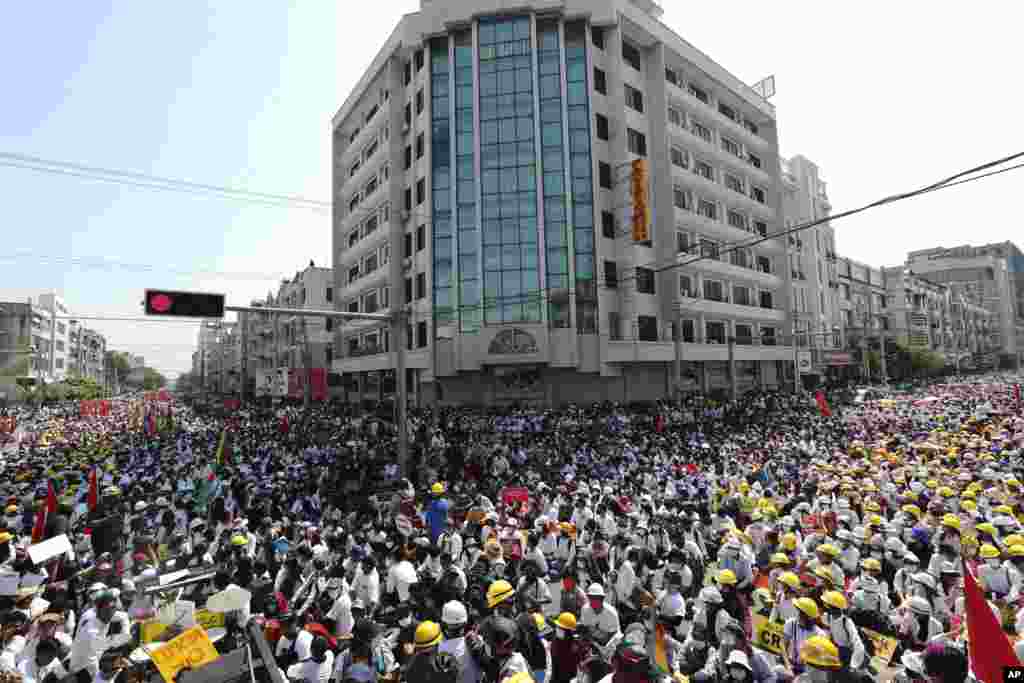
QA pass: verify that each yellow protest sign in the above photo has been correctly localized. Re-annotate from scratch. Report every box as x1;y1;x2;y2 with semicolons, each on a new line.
751;615;784;655
140;610;226;643
148;626;220;683
861;627;898;668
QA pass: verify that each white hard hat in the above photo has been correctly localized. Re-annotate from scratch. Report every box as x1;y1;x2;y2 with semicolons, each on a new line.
726;650;752;671
442;601;468;626
658;593;685;619
698;586;723;605
909;596;932;616
586;583;606;598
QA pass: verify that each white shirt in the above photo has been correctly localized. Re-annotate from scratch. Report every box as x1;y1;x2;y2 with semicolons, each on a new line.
387;561;418;602
353;567;380;607
439;636;481;683
580;603;621;639
69;612;133;676
17;655;67;683
287;651;334;683
327;591;354;639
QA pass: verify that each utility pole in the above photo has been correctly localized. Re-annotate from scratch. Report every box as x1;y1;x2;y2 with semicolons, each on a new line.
240;311;248;404
728;335;737;401
672;316;682;404
392;310;408;476
879;331;888;384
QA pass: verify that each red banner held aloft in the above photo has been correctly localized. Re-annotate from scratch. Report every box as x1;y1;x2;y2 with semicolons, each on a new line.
288;368;328;401
962;558;1020;681
223;399;240;412
815;390;832;417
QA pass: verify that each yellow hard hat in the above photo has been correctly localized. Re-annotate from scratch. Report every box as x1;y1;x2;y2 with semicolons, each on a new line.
941;514;961;531
502;674;534;683
814;565;836;584
980;544;1001;559
962;500;977;512
778;572;800;591
995;505;1014;515
230;534;248;547
486;580;516;609
864;501;881;513
925;480;938;489
976;523;997;536
801;636;841;670
868;514;883;527
770;552;791;566
431;482;445;495
794;597;820;620
0;533;12;544
821;591;848;611
816;543;839;558
901;504;922;519
554;612;577;631
3;505;16;514
782;533;798;551
1008;545;1024;558
717;569;738;586
862;558;882;573
414;621;442;650
1005;534;1024;548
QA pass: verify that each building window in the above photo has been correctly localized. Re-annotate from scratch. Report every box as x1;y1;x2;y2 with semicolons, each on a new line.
416;321;428;348
404;277;413;303
349;194;360;212
365;176;378;197
364;253;378;273
670;146;688;169
601;211;615;238
718;102;738;122
596;114;609;141
703;279;724;301
688;84;709;104
624;84;644;113
679;319;695;342
667;107;682;127
759;291;774;309
621;41;641;71
363;291;378;313
724;174;744;194
55;358;64;369
416;272;426;299
415;179;425;205
404;102;411;126
705;321;726;344
404;187;412;211
415;48;424;72
697;199;717;221
415;88;424;115
349;230;360;248
735;323;753;344
761;326;777;345
604;260;618;288
363;138;378;160
599;162;612;189
325;287;333;303
676;231;691;255
364;214;379;235
721;136;741;157
416;133;424;159
348;265;360;284
608;311;621;340
594;68;606;94
637;315;658;341
700;238;720;260
751;186;766;204
416;225;426;251
404;233;413;258
665;67;679;86
694;159;714;181
404;61;412;85
626;128;646;157
754;220;768;237
348;301;359;313
679;274;692;297
592;26;604;49
326;317;334;333
730;249;750;269
748;153;762;169
636;267;655;294
727;210;748;230
743;119;759;135
673;186;692;211
350;160;361;177
692;120;711;143
733;285;752;306
757;255;772;274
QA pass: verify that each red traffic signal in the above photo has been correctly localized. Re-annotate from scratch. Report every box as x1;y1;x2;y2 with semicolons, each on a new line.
144;289;225;318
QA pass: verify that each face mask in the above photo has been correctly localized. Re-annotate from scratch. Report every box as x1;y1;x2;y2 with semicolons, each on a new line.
988;558;1001;568
590;599;603;611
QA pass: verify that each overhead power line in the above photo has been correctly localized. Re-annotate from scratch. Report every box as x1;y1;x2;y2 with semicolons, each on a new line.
0;152;331;211
0;250;290;282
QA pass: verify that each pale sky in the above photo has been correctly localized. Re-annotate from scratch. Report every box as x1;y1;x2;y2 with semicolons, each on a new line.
1;1;1021;378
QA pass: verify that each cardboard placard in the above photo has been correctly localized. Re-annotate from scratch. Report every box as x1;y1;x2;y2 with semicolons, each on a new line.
27;534;72;566
148;626;220;683
141;609;224;644
751;615;784;655
861;627;898;668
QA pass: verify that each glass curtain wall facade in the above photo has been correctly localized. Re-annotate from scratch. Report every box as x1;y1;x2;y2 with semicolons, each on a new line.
480;16;541;324
431;15;596;333
538;19;570;328
565;21;596;334
431;38;454;326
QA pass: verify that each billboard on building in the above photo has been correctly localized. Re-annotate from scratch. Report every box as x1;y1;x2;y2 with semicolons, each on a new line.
288;368;327;401
631;159;649;242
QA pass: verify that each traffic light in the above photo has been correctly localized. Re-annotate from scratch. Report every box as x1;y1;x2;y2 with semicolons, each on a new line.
631;159;650;242
144;289;225;318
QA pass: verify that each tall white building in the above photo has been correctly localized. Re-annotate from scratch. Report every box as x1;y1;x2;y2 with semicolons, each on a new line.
331;0;795;406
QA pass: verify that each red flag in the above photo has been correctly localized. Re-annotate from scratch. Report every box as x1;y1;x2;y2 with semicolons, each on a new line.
31;506;46;544
815;390;832;417
46;481;57;515
1015;384;1021;403
962;558;1021;681
87;467;98;511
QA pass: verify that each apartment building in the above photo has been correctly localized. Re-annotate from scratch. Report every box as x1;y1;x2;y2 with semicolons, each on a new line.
882;267;952;356
779;155;841;380
833;257;888;381
275;263;335;372
330;0;795;405
68;324;106;382
907;242;1024;368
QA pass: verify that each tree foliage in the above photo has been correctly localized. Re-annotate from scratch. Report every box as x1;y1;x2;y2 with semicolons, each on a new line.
142;367;166;391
